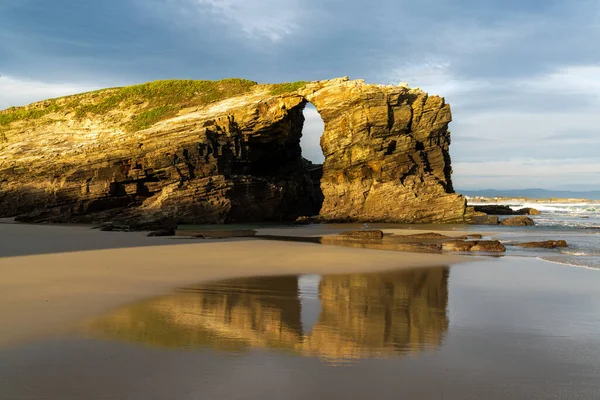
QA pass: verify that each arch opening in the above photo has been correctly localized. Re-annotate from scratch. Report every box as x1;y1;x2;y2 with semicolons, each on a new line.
299;102;326;216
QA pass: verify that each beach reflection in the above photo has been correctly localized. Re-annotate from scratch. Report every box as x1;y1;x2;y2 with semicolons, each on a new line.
85;267;449;362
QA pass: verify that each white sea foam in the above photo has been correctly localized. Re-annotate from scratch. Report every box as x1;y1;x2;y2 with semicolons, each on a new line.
561;250;590;256
471;200;600;270
537;257;600;271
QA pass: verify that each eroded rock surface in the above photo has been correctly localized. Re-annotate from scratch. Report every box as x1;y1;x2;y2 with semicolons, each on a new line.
500;216;535;226
473;205;541;216
442;239;506;252
0;77;470;224
339;230;385;239
515;240;568;249
303;79;467;223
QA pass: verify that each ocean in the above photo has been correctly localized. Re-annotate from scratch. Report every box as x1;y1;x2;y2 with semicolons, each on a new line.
469;200;600;270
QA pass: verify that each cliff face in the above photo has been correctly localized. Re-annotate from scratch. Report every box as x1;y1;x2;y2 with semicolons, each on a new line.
0;77;468;224
303;79;465;223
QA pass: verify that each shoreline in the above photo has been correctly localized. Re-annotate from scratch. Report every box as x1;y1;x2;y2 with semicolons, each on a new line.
3;223;600;400
0;223;474;347
1;221;591;348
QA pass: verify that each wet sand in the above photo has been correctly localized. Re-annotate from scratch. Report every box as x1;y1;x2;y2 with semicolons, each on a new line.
0;223;471;346
2;256;600;399
6;223;600;399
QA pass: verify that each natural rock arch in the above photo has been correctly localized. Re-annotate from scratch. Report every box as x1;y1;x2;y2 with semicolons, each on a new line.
297;78;465;223
0;77;469;225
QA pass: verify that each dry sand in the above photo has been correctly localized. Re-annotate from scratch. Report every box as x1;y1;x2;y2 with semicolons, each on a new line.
0;223;474;347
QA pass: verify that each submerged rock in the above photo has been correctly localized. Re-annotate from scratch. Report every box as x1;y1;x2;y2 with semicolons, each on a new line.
459;234;483;239
517;207;541;215
0;77;470;225
400;232;450;239
473;205;515;215
441;240;476;252
147;228;176;237
500;216;535;226
515;240;568;249
322;236;442;253
339;230;385;239
470;240;506;252
442;239;506;252
473;205;540;216
466;213;500;225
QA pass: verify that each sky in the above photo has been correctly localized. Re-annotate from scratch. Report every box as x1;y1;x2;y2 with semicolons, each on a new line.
1;0;599;190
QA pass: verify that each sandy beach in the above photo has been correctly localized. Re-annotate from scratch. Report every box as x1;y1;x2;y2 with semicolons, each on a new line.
0;223;471;347
2;223;600;399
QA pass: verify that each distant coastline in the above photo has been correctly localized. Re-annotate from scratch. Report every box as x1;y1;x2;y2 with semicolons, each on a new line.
460;188;600;201
467;196;600;204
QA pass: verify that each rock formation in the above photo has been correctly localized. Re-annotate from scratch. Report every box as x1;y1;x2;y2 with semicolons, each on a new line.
0;77;471;225
301;79;467;223
473;205;541;216
500;216;535;226
515;240;568;249
441;239;506;252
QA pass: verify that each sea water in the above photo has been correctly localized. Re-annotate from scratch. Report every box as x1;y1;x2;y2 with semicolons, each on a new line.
470;200;600;270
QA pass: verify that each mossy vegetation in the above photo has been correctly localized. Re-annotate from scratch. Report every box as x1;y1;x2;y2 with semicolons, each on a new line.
126;105;177;132
0;103;61;127
269;81;309;95
0;78;259;132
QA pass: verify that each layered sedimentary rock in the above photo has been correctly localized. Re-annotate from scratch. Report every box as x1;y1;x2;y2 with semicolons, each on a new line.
0;77;470;224
302;79;466;223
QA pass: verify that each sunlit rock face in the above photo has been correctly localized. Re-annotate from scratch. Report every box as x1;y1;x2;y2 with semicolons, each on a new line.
303;79;467;223
84;267;450;362
0;86;319;224
0;77;468;224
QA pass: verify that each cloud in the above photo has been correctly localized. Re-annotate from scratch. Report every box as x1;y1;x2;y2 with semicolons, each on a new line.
524;65;600;95
0;76;98;110
386;61;600;189
453;159;600;190
187;0;304;43
1;0;599;189
387;60;488;102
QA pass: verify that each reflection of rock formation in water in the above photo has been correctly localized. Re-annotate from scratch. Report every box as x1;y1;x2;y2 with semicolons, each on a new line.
86;268;449;361
303;269;449;360
88;277;303;352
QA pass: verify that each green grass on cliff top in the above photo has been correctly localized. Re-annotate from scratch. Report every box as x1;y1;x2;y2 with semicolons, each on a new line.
0;79;310;133
0;78;257;132
269;81;309;95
